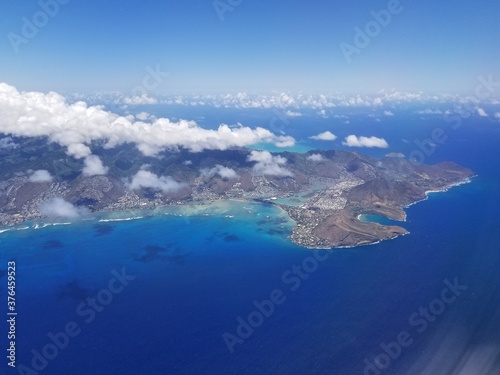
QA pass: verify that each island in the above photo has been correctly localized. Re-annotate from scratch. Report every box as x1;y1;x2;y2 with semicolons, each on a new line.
0;137;474;249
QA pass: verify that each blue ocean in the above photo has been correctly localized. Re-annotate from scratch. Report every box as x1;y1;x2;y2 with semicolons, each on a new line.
1;110;500;375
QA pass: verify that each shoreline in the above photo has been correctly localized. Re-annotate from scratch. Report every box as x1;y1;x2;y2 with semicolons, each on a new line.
0;198;295;235
404;176;475;210
0;176;476;250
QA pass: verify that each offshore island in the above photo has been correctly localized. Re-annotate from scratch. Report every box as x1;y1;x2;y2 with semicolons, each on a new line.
0;137;473;249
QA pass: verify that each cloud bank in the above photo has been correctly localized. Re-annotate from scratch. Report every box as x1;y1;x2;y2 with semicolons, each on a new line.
343;135;389;148
0;83;296;161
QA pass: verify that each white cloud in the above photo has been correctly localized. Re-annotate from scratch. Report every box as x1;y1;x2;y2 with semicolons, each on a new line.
122;95;157;105
416;109;444;115
0;83;296;159
309;131;337;141
247;150;293;177
495;113;500;120
29;170;53;183
477;108;488;117
273;137;295;148
128;170;186;193
285;110;302;117
67;143;92;159
40;197;88;218
182;160;193;166
0;137;17;150
200;165;239;180
82;155;109;176
135;112;153;121
82;90;498;112
307;154;325;162
384;110;394;116
343;135;389;148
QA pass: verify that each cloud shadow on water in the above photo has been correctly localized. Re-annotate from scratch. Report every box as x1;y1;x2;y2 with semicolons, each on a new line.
133;243;192;265
42;239;64;250
93;224;114;236
56;280;93;301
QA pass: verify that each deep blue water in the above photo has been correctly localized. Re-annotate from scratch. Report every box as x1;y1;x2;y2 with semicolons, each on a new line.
1;113;500;374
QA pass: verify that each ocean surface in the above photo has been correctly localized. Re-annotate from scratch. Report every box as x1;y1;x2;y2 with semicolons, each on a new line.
1;110;500;374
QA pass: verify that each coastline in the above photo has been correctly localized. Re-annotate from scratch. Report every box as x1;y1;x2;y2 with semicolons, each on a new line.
404;176;475;210
0;198;296;237
0;176;476;250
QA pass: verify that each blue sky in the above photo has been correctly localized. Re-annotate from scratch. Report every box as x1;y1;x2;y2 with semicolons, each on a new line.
1;0;499;95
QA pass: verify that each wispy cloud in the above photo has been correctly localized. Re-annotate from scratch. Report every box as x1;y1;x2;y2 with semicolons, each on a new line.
285;110;302;117
477;108;488;117
122;95;158;105
0;136;18;150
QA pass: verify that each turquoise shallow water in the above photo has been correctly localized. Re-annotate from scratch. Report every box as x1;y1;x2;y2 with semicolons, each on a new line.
1;114;500;374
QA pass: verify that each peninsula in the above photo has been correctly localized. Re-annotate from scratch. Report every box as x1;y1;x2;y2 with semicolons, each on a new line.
0;137;474;248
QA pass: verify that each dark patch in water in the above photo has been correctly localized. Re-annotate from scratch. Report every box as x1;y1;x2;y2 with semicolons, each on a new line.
133;243;191;265
267;228;289;236
134;245;168;263
257;217;288;227
224;234;240;242
42;239;64;249
57;280;92;301
257;227;288;236
206;231;240;243
165;250;191;265
206;230;223;242
94;224;114;236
